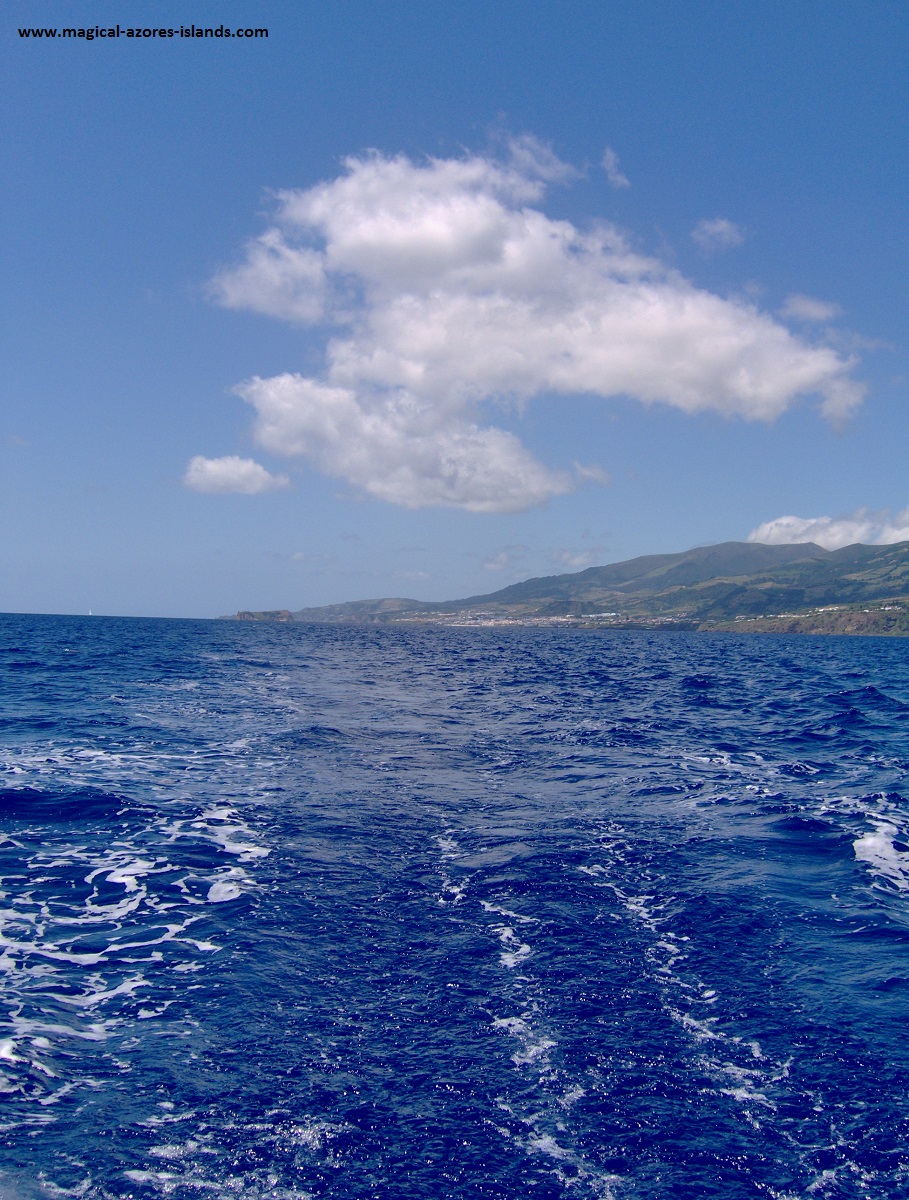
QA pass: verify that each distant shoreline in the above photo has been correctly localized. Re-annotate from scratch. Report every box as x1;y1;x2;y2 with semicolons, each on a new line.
225;539;909;637
228;606;909;637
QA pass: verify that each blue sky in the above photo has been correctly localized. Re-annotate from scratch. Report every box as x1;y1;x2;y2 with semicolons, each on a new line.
3;0;907;617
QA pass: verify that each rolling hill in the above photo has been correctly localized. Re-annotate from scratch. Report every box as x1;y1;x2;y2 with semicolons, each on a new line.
230;541;909;634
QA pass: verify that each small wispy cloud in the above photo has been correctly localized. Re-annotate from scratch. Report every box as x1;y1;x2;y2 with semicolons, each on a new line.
549;547;604;569
601;147;630;189
780;293;843;322
692;217;744;251
748;506;909;551
183;455;289;495
481;545;528;572
573;462;610;485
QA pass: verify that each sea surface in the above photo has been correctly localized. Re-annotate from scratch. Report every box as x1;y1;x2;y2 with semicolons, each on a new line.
0;614;908;1199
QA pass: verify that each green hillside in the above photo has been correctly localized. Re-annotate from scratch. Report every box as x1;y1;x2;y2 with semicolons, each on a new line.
229;540;909;634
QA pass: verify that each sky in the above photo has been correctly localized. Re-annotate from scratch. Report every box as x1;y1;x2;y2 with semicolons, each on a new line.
3;0;907;617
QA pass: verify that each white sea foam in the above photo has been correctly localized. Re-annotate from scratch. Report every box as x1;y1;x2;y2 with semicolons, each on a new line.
494;1096;621;1199
435;830;472;905
191;808;271;861
853;821;909;891
437;874;467;905
0;780;269;1112
495;927;533;969
481;900;538;924
123;1112;338;1197
581;823;802;1141
493;1015;556;1066
207;880;243;903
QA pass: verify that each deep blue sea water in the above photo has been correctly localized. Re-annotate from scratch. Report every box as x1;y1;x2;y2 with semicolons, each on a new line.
1;614;908;1199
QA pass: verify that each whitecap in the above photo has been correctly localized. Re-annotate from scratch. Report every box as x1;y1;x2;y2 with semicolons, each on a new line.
207;881;242;903
853;822;909;891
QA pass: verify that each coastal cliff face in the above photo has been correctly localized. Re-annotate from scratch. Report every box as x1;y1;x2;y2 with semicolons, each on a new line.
705;606;909;637
225;540;909;635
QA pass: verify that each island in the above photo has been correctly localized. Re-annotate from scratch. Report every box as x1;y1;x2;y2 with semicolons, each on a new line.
227;540;909;636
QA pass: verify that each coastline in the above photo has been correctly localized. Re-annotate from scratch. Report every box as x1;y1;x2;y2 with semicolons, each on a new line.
230;602;909;637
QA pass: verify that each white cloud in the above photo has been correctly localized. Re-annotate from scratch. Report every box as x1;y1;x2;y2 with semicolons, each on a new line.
202;141;865;512
183;455;289;495
748;507;909;551
692;217;745;251
212;229;327;323
779;293;843;322
573;462;611;485
237;374;569;512
602;147;630;189
550;547;604;569
507;132;579;184
482;545;527;571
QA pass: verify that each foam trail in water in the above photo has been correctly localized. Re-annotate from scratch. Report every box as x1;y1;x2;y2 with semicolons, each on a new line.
0;786;270;1119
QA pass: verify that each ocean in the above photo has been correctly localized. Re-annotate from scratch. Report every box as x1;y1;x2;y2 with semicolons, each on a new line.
0;613;908;1199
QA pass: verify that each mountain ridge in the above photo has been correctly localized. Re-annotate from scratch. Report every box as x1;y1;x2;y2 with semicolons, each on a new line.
228;540;909;635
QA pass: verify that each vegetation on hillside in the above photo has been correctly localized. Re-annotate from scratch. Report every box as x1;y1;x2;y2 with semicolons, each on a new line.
226;541;909;635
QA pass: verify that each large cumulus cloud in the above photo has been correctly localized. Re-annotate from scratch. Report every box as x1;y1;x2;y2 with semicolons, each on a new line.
194;139;864;510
